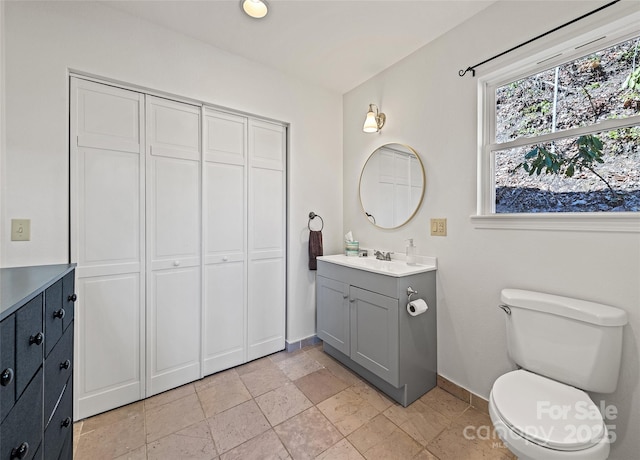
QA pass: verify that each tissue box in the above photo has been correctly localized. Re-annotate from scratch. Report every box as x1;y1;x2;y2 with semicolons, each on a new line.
345;241;359;257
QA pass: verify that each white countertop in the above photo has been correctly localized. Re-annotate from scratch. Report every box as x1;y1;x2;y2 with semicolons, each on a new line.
317;254;437;277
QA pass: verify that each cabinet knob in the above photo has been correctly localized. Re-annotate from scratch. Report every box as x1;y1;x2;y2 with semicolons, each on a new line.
61;417;72;428
222;256;229;262
10;442;29;459
60;359;71;370
1;368;14;386
68;293;78;302
29;332;44;346
53;308;66;319
173;260;180;267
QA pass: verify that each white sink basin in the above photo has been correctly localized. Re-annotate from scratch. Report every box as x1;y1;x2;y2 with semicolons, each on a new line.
317;254;436;277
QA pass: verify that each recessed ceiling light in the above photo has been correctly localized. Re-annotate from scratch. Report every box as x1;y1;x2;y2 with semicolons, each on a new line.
242;0;268;19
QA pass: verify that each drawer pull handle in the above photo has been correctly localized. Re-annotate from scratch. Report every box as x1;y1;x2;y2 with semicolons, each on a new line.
61;417;72;428
68;293;77;302
1;368;14;386
29;332;44;346
53;308;66;319
10;442;29;459
60;359;71;370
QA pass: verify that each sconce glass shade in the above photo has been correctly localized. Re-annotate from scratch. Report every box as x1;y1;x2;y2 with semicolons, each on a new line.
363;104;385;133
242;0;268;18
363;111;379;133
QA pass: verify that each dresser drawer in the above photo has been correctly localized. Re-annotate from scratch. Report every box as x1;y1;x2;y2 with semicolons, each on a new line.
1;367;43;460
43;381;72;460
15;295;44;399
44;280;64;358
0;316;16;422
61;273;75;333
44;324;73;425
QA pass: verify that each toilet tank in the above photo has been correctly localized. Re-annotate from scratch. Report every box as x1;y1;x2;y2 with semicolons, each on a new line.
500;289;627;393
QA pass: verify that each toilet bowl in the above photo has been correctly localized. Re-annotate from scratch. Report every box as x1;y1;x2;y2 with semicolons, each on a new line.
490;289;627;460
489;370;610;460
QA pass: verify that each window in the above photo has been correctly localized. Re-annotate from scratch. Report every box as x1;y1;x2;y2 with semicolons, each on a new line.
476;14;640;231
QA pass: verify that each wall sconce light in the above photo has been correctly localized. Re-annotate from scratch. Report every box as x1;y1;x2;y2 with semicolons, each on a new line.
363;104;386;133
242;0;268;19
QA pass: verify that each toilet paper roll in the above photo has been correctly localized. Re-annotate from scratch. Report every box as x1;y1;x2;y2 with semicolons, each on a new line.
407;299;428;316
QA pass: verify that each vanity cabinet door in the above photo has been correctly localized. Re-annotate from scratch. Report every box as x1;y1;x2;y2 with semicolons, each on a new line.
316;276;350;355
349;287;399;387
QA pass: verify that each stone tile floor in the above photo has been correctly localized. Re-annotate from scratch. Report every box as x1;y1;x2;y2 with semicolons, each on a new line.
73;344;515;459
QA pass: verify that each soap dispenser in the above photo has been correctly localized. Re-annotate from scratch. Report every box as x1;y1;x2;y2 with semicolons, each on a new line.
406;239;417;265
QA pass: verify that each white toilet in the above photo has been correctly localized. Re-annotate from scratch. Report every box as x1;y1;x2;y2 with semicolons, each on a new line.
489;289;628;460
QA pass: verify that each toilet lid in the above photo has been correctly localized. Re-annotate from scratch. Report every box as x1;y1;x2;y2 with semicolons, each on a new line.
492;370;606;451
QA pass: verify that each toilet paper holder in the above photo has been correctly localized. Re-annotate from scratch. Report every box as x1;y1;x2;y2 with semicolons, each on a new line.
407;287;418;303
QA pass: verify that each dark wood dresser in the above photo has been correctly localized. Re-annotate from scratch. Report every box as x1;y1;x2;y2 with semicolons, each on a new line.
0;264;76;460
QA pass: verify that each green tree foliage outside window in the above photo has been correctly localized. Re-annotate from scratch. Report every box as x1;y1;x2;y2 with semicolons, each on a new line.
494;35;640;213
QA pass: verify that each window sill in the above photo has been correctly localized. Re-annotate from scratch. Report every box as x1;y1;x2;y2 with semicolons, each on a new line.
470;213;640;233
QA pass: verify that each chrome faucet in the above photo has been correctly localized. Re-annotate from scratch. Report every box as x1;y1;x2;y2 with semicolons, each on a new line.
374;250;393;261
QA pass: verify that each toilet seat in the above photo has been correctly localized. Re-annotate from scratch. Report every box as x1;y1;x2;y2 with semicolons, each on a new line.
491;370;606;451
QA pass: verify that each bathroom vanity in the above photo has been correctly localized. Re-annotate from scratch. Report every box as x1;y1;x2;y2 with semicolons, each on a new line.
316;254;436;406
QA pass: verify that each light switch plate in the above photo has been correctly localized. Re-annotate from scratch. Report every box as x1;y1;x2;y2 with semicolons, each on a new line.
430;218;447;236
11;219;31;241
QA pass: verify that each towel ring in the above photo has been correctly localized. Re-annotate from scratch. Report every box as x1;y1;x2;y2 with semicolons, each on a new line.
308;212;324;231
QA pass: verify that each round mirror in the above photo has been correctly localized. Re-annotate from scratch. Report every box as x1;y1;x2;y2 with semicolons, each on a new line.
359;143;425;229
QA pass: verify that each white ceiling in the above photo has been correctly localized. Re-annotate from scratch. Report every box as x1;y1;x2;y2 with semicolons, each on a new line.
103;0;495;93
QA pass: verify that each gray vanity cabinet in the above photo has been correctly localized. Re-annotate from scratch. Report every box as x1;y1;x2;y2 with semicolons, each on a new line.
316;277;350;355
316;258;436;407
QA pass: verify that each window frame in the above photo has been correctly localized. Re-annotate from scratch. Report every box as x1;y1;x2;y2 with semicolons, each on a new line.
474;12;640;232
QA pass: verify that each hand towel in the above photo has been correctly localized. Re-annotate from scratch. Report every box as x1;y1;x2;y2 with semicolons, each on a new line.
308;230;323;270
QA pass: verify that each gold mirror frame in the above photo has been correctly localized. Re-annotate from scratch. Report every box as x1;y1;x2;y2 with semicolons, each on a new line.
358;143;426;229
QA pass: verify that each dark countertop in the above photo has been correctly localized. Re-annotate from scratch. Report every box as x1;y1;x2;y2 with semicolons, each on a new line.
0;264;76;321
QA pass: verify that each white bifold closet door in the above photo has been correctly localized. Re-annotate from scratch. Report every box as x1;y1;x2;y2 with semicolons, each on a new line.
145;96;202;396
70;78;146;420
71;77;286;420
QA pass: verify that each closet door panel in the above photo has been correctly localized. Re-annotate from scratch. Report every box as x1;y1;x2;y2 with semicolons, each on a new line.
205;162;245;258
203;263;245;374
79;149;141;266
150;156;200;267
76;274;142;417
247;258;285;360
148;267;200;394
250;120;285;170
205;111;246;165
147;96;200;161
76;81;141;153
71;78;145;420
250;168;284;254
